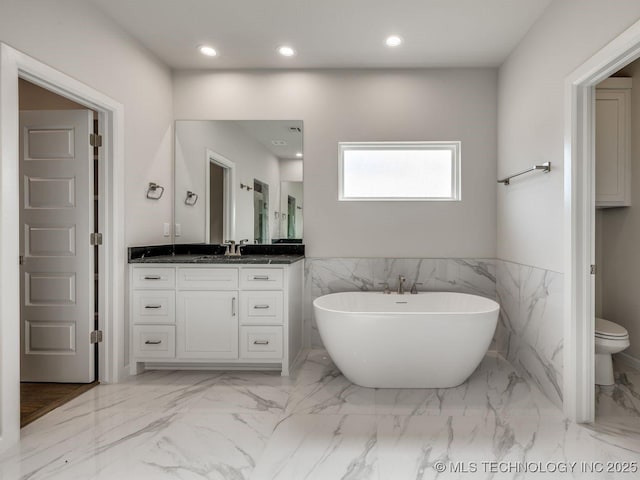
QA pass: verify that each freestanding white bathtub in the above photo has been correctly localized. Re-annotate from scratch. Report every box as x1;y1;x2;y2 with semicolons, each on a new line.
313;291;500;388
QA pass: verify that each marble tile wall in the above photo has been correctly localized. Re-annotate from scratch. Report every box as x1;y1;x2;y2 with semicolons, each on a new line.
304;257;564;410
495;259;564;408
304;258;497;348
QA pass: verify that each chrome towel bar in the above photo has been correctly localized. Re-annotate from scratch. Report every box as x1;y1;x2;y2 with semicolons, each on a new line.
497;162;551;185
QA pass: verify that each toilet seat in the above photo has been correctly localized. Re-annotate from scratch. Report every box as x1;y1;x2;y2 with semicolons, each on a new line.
595;317;629;340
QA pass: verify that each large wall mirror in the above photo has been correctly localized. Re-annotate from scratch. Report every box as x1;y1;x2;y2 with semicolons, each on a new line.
175;120;303;244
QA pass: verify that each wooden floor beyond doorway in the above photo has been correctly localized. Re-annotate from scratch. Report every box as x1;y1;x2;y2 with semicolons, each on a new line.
20;382;98;427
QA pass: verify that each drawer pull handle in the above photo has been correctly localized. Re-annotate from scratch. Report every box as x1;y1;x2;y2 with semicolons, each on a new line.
253;304;270;309
144;340;162;345
253;340;270;345
232;297;237;316
144;304;162;309
143;275;162;280
252;275;270;280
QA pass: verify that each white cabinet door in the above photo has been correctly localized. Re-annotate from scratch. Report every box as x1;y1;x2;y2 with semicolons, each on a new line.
176;291;238;359
596;79;631;207
20;110;95;383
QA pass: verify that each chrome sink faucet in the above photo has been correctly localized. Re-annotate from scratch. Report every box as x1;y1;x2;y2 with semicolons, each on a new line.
238;239;249;255
397;275;406;295
225;239;250;257
224;240;240;257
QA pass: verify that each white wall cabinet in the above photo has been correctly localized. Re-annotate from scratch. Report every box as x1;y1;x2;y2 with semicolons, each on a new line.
130;261;303;375
596;78;632;208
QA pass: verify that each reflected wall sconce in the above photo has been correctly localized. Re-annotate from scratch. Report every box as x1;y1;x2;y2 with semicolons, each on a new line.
185;191;198;206
146;182;165;200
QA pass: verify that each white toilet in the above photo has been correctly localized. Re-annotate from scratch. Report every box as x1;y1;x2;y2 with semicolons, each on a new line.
595;317;630;386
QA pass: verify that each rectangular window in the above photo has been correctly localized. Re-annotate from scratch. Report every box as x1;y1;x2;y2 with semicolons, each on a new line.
338;141;461;201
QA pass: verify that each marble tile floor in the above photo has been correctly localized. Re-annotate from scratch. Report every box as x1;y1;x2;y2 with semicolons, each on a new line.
1;350;640;480
596;355;640;419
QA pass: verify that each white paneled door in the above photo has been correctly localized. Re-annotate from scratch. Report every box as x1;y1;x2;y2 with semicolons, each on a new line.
20;110;95;383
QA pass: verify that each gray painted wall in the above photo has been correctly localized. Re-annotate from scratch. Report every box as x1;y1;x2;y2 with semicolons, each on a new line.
497;0;640;273
497;0;640;404
173;69;498;259
1;0;174;247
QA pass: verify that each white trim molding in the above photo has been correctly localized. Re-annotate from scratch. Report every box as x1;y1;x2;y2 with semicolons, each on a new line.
564;19;640;423
0;43;126;451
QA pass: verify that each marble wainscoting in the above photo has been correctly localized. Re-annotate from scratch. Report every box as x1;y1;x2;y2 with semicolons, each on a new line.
495;259;564;409
304;258;497;348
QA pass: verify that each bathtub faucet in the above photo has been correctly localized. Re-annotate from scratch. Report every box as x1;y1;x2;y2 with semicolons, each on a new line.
397;275;406;294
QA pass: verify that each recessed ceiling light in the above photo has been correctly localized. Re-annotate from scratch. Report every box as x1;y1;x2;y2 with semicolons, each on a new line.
385;35;403;47
199;45;217;57
278;46;296;57
296;152;303;158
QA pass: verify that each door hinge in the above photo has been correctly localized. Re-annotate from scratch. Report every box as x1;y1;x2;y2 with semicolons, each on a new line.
90;133;103;147
19;255;24;265
90;330;103;344
590;264;597;275
90;232;103;246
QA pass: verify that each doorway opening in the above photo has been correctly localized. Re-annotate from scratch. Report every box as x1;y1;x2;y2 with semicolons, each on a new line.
1;43;125;450
253;179;269;244
205;149;236;244
565;19;640;423
18;79;100;426
592;62;640;423
287;195;296;239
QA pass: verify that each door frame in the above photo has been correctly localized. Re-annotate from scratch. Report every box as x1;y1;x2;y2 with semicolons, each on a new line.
564;19;640;423
205;148;236;243
0;43;125;450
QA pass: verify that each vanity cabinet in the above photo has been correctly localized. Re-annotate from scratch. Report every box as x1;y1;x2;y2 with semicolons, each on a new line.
129;261;303;375
596;78;632;208
177;291;238;359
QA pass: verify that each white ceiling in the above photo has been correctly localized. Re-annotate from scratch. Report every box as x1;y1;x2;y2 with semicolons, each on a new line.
91;0;552;69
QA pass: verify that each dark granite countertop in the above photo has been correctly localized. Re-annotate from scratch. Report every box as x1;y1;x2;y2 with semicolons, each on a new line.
129;254;304;265
128;243;304;264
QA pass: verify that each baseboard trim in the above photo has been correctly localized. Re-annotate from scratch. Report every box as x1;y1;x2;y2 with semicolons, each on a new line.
616;352;640;371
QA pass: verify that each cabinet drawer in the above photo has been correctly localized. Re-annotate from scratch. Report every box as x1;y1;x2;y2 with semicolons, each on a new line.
132;267;175;289
132;290;175;324
240;268;283;290
240;291;283;325
240;326;283;359
177;267;238;290
133;325;175;358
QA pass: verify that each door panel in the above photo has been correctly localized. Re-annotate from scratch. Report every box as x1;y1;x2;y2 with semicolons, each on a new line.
26;225;76;256
26;128;75;159
20;110;95;383
26;322;75;353
177;291;238;359
25;177;76;208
